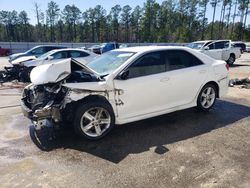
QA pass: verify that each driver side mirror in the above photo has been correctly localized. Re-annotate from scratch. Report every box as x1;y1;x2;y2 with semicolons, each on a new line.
46;56;54;60
118;70;129;80
203;46;209;50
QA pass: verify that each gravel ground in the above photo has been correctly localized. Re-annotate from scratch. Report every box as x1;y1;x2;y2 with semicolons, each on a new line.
0;54;249;188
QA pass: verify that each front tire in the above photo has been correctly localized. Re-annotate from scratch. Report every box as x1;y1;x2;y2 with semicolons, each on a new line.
197;84;217;111
74;100;115;140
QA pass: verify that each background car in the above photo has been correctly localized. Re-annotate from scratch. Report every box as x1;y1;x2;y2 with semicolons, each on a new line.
22;46;229;140
17;48;98;82
9;45;67;62
188;40;241;65
186;40;214;50
231;41;246;53
0;46;11;56
88;42;119;54
245;43;250;52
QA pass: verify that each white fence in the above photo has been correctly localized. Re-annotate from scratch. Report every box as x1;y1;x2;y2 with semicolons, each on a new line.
0;42;186;54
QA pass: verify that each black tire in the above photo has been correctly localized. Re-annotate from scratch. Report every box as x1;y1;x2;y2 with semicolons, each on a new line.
74;100;115;140
19;67;33;82
227;54;235;66
197;84;217;112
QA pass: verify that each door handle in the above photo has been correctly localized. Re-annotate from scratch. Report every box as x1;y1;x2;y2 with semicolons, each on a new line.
160;77;170;82
199;70;206;74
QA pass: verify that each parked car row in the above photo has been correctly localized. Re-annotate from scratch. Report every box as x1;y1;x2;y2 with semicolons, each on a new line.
0;46;98;83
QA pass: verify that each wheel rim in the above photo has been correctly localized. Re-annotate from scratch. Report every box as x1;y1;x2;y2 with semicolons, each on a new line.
200;87;216;109
80;107;111;137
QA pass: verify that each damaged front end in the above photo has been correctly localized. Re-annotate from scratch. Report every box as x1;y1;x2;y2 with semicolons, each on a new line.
21;83;68;130
21;58;105;130
0;64;32;83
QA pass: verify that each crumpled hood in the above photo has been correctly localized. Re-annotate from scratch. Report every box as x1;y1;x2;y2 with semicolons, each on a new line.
11;55;37;65
30;58;100;85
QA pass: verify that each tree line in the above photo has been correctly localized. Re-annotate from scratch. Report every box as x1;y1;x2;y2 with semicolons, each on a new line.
0;0;249;43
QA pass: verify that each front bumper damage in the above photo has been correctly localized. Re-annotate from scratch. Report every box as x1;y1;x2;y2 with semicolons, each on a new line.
0;65;31;83
21;83;65;130
21;97;62;130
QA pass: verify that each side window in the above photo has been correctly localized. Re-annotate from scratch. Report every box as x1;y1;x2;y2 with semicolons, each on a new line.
214;41;227;49
31;47;44;55
52;51;68;59
165;50;203;71
70;51;89;58
208;43;214;50
128;52;165;78
45;47;57;52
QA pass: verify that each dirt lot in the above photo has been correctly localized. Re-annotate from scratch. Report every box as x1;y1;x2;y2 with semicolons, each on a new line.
0;54;249;188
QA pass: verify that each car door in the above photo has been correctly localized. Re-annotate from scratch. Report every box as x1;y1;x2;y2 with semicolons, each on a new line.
161;50;209;108
202;41;224;60
221;41;231;61
113;51;169;120
43;51;69;65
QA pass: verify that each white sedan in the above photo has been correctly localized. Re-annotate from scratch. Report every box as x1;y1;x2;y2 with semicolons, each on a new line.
12;48;98;82
21;46;229;140
17;48;98;67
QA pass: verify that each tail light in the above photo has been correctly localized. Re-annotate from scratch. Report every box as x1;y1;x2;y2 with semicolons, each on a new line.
225;64;229;71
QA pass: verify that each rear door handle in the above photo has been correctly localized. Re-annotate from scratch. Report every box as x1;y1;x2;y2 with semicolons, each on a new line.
160;77;170;82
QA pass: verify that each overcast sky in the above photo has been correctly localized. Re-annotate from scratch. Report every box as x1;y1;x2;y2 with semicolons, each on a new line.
0;0;246;25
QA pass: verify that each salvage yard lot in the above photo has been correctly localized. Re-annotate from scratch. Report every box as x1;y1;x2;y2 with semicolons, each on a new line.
0;54;250;187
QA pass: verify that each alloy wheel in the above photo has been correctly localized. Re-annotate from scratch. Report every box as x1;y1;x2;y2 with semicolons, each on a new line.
80;107;111;138
200;87;216;109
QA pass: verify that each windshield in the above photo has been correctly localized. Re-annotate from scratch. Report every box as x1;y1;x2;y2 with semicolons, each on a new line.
187;42;205;49
87;51;135;75
25;46;38;54
37;51;54;59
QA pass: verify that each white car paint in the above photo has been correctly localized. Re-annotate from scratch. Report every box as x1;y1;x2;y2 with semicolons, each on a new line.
246;43;250;52
30;59;71;85
11;55;37;65
189;40;241;62
20;48;98;68
30;46;229;125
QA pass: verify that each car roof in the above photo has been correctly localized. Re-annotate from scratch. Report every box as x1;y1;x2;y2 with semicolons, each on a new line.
48;48;91;53
231;41;244;43
113;46;192;53
34;45;66;48
192;40;213;43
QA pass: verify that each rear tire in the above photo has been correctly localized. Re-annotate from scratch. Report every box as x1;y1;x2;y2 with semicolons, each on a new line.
227;54;235;66
74;100;115;140
197;84;217;112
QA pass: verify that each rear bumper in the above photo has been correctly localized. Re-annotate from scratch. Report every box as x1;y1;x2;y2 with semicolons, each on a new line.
218;76;229;98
